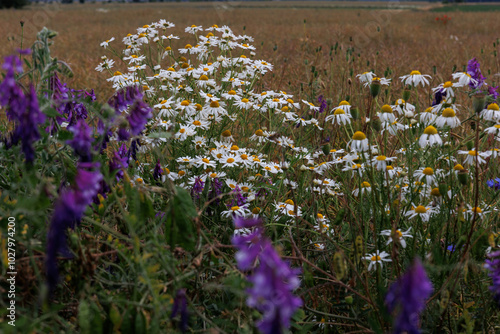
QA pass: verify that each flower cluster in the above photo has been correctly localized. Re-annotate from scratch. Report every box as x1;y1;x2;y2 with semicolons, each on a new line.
232;217;302;334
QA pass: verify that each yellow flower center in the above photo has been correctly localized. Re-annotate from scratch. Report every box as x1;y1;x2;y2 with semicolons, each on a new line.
285;199;294;205
231;206;240;211
488;103;500;111
241;154;248;160
226;158;235;163
241;98;249;103
179;128;186;134
113;71;122;76
371;255;381;261
334;109;346;115
210;101;220;108
241;186;249;192
222;130;231;137
422;167;434;175
185;44;192;49
202;158;210;164
230;145;239;151
252;207;261;214
472;207;482;213
281;106;289;112
193;120;201;126
339;100;350;106
442;108;456;118
423;126;438;135
381;105;393;113
361;181;371;188
352;131;367;140
255;129;264;136
415;205;427;214
228;90;236;95
468;150;477;156
199;75;208;81
431;188;441;196
178;170;186;176
410;70;421;75
443;81;453;88
376;155;387;161
181;100;190;106
210;173;217;178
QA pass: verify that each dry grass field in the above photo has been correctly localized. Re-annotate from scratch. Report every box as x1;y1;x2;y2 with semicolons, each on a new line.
1;1;499;100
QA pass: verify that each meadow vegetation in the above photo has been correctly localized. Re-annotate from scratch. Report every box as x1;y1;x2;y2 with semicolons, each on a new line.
0;2;500;333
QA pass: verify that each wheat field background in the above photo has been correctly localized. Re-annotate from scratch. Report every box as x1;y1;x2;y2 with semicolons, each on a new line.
1;1;499;101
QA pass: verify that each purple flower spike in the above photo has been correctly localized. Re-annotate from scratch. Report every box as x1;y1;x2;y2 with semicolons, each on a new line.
153;159;163;181
232;217;302;334
127;100;152;136
467;58;486;90
485;250;500;306
385;259;433;334
67;119;93;162
4;85;45;163
46;163;103;292
318;95;327;114
171;289;189;333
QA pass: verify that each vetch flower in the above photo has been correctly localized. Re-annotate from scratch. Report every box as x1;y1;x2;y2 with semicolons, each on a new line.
67;119;93;162
171;289;189;333
385;259;433;334
46;163;103;292
232;217;302;334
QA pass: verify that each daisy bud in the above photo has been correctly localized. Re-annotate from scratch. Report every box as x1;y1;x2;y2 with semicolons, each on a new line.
472;92;486;114
350;106;360;120
345;295;353;304
410;119;418;125
466;140;474;150
405;110;414;118
440;289;450;310
355;235;364;258
403;88;411;101
322;144;331;156
438;183;448;197
333;252;346;280
300;164;308;171
458;170;469;186
371;117;382;132
370;79;381;98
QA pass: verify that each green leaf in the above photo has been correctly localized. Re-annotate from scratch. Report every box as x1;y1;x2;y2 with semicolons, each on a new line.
165;186;197;251
43;107;60;118
57;130;73;141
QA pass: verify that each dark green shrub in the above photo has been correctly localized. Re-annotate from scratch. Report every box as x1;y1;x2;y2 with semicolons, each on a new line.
0;0;29;9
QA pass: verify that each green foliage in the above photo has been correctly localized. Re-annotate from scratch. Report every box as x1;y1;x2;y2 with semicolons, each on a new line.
0;0;29;9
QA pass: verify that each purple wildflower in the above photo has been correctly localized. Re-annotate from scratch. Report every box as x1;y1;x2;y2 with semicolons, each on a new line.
487;85;499;100
487;178;500;190
232;217;302;334
0;55;26;121
485;251;500;306
127;99;153;136
109;143;129;181
67;119;93;162
432;89;445;106
467;58;486;90
191;176;205;200
153;159;163;181
318;95;327;113
129;139;140;161
208;177;223;205
46;162;103;292
230;185;247;208
385;259;433;334
171;289;189;333
4;85;46;163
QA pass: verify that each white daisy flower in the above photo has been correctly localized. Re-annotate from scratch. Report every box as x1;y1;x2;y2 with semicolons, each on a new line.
380;227;413;248
435;108;461;128
419;126;442;148
400;70;432;87
363;250;392;271
457;149;489;165
480;103;500;122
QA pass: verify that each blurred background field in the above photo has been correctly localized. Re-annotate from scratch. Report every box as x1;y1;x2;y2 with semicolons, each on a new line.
0;1;499;101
